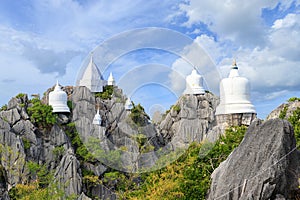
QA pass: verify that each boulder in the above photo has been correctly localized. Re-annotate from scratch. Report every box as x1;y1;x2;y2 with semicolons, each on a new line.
207;119;300;200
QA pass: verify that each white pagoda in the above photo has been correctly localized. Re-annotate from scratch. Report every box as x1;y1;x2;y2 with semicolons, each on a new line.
48;81;70;113
216;61;256;115
125;97;133;110
184;69;205;95
107;72;115;86
79;55;107;92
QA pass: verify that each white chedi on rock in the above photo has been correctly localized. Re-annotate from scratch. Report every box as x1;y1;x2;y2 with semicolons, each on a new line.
125;97;133;110
78;55;107;92
184;69;205;95
107;72;115;86
49;81;70;113
216;62;256;115
93;109;102;125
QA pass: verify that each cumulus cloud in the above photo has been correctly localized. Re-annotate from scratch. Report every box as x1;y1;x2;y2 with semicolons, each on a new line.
175;0;300;104
178;0;279;46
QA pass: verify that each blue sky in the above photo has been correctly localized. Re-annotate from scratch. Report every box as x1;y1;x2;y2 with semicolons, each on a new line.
0;0;300;119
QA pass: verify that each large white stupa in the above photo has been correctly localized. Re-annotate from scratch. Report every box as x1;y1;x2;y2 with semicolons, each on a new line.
49;81;70;113
215;61;256;115
79;55;107;92
184;69;205;95
107;72;115;86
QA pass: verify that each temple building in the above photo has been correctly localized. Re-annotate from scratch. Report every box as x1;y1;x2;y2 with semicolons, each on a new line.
184;69;205;95
78;55;107;92
107;72;115;86
215;61;256;126
48;81;70;113
125;97;133;110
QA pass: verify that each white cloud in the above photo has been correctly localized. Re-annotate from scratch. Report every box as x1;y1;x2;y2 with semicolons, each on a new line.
179;0;279;46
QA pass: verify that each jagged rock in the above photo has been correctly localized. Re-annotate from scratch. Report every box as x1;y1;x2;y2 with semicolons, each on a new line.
55;149;82;197
207;119;299;200
89;184;117;200
159;93;219;145
83;163;107;176
0;119;27;191
78;192;92;200
0;108;21;126
267;100;300;120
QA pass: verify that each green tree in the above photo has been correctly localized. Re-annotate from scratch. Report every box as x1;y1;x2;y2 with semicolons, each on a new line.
27;98;57;129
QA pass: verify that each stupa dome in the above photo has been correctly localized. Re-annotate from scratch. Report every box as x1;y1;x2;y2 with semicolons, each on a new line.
107;72;115;86
184;69;205;95
216;61;256;115
93;109;102;125
125;97;133;110
49;81;70;113
79;55;107;92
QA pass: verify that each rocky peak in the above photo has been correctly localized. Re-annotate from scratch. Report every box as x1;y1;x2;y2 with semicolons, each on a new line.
207;118;300;199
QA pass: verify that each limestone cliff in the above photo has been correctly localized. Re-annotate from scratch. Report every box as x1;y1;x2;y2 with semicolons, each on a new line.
207;119;300;199
0;86;300;200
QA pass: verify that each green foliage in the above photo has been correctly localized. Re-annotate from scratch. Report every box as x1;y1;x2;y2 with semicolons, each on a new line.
22;138;31;150
0;104;7;111
95;85;114;100
16;93;26;99
27;98;57;128
279;105;288;119
288;97;300;102
130;103;149;126
122;126;247;199
67;100;73;110
52;146;65;160
172;104;181;113
8;160;69;200
288;107;300;148
65;123;96;162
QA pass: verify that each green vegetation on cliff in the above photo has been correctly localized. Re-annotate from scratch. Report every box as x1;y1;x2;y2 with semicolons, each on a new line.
27;98;57;129
118;126;247;200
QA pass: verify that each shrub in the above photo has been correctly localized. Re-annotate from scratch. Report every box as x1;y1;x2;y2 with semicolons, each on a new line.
95;85;114;100
288;97;300;102
22;138;31;150
27;98;57;128
288;107;300;148
0;104;7;111
172;104;181;113
122;126;247;199
279;105;288;119
130;103;150;126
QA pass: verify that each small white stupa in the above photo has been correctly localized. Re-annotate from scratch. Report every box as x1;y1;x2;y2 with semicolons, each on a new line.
125;97;133;110
107;72;115;86
184;68;205;95
49;81;70;113
92;109;102;125
79;54;107;92
215;60;256;115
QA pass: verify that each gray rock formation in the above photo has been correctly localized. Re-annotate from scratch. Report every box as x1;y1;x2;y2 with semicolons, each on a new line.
159;92;219;146
54;149;82;197
267;100;300;120
207;119;300;200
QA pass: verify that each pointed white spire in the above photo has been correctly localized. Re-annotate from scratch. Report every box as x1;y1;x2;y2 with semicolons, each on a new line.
93;109;102;125
125;97;133;110
79;53;107;92
107;72;115;86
